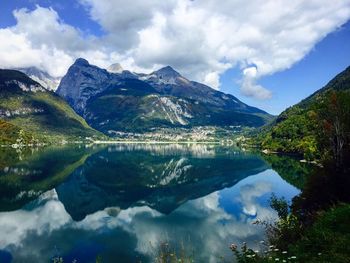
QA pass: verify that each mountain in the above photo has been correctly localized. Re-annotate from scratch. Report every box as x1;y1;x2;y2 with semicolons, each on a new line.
0;69;101;144
57;58;273;134
107;63;123;73
15;67;60;91
256;66;350;157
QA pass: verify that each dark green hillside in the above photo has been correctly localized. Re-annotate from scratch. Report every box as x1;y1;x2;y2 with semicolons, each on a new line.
0;69;39;86
0;69;102;144
256;66;350;158
85;79;271;133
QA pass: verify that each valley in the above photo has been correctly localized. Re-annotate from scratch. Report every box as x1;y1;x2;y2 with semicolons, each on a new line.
0;59;271;146
1;2;350;262
0;58;349;263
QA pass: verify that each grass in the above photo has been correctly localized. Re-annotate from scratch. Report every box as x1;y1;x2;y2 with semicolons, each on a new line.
154;241;194;263
287;203;350;263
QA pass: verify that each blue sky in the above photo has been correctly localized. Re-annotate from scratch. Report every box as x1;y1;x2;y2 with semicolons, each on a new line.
220;21;350;114
0;0;104;35
0;0;350;114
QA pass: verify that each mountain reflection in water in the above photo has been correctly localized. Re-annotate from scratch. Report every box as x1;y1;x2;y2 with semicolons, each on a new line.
0;144;302;263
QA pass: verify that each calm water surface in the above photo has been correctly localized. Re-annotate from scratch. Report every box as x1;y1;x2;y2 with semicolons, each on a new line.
0;144;306;262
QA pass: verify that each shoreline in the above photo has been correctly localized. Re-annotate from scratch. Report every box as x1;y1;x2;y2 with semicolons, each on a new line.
1;140;229;148
92;140;222;144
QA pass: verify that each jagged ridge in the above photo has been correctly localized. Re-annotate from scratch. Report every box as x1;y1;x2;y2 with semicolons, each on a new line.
57;58;273;134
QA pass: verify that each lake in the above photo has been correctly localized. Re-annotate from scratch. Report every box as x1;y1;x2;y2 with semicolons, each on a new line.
0;144;308;263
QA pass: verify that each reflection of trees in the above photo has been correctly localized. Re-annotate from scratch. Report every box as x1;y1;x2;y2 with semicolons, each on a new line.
292;164;350;224
261;154;314;190
0;146;101;211
0;147;37;170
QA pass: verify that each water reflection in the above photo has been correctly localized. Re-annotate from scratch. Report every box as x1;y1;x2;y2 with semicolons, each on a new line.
0;145;100;211
0;144;303;263
56;145;269;220
106;143;219;157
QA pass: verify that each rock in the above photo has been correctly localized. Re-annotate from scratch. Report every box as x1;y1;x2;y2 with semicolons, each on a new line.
107;63;123;73
56;58;273;133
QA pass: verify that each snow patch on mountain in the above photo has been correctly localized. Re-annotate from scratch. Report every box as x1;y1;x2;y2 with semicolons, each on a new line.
4;80;45;92
16;67;60;91
0;107;44;118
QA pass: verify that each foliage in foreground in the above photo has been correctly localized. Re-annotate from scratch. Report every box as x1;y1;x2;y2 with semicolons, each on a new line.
155;242;194;263
230;202;350;263
230;242;298;263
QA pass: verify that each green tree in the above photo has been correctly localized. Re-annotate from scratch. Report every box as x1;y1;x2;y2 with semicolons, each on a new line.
312;91;350;170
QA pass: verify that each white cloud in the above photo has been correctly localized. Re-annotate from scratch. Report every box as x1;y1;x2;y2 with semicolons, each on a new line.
0;170;296;262
0;6;78;77
0;190;70;247
80;0;350;98
0;1;350;98
79;0;176;50
242;67;272;100
204;72;221;90
12;6;86;52
0;6;112;77
238;180;273;216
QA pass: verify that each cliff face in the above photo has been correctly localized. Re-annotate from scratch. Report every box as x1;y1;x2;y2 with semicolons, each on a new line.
56;58;272;134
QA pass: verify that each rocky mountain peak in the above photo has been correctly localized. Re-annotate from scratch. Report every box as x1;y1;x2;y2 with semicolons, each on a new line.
16;67;60;91
74;58;90;67
56;58;272;130
154;66;181;78
57;58;117;115
107;63;123;73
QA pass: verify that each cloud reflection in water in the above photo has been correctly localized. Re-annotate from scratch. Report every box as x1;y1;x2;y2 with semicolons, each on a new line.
0;169;299;263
